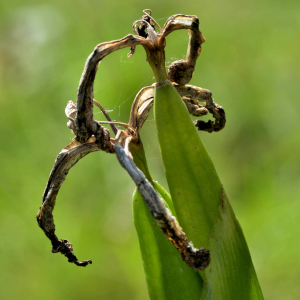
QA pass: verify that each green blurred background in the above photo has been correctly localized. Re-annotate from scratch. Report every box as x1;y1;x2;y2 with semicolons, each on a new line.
0;0;299;299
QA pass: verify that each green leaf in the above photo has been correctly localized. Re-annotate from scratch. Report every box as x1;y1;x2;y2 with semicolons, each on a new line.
154;83;222;250
154;82;264;299
201;190;263;299
133;187;204;300
130;140;204;299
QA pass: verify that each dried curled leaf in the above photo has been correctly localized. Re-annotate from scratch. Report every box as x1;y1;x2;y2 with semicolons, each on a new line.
75;34;150;143
128;84;225;133
36;139;100;266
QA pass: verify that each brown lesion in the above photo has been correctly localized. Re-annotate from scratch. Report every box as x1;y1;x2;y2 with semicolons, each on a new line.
161;227;210;271
37;9;224;269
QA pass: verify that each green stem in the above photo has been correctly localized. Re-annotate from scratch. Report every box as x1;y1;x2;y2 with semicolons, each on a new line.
144;46;168;84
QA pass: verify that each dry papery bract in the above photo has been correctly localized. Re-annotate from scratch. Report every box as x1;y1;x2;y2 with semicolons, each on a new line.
37;10;225;271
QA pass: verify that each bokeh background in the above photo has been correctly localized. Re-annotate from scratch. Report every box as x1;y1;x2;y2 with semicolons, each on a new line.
0;0;299;299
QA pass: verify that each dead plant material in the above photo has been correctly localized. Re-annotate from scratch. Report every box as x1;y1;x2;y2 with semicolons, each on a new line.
37;10;225;269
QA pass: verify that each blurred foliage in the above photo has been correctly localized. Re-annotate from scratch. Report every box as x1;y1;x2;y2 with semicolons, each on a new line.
0;0;299;299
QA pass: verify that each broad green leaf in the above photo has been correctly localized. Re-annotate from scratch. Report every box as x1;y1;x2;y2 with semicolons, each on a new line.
201;190;264;299
154;82;264;299
154;83;222;250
